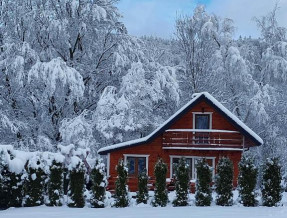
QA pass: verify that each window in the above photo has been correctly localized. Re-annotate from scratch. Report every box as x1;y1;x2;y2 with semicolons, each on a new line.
124;155;149;176
195;114;210;129
193;113;212;144
170;156;215;180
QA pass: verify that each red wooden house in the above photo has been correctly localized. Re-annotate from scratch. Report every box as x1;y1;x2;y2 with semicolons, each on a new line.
98;92;263;192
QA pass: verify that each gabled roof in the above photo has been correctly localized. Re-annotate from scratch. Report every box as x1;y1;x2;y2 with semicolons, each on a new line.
98;92;263;155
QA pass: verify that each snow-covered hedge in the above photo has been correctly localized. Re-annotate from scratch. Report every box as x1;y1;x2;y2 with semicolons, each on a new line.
0;144;104;209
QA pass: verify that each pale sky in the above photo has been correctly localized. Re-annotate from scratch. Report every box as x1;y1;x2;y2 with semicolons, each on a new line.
117;0;287;39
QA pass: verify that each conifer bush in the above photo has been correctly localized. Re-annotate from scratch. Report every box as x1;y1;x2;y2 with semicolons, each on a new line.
67;159;85;208
9;171;23;208
63;167;69;195
215;157;234;206
238;156;258;207
23;156;45;207
152;158;168;207
0;151;10;209
172;158;189;207
47;160;64;206
262;157;282;207
136;169;149;204
90;159;107;208
195;158;212;206
114;158;129;207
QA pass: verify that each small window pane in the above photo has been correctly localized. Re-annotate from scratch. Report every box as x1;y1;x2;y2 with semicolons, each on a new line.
138;157;146;174
195;114;210;129
127;157;135;175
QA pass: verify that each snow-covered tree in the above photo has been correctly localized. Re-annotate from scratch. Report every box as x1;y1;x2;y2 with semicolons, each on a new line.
195;158;212;206
59;110;96;152
90;159;107;208
152;159;168;207
95;49;180;143
262;157;282;207
215;157;233;206
67;157;85;208
173;158;189;207
238;156;258;207
0;150;10;209
23;155;45;207
47;159;64;206
114;158;129;208
136;169;149;204
8;171;23;208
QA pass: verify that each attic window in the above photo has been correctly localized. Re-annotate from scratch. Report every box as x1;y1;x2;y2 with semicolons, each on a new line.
194;114;211;129
193;112;212;144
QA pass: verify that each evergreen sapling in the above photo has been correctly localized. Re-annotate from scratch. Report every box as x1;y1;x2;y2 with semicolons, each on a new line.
114;158;129;207
195;158;212;206
172;158;189;207
136;169;149;204
8;171;23;208
23;156;45;207
67;159;86;208
90;159;107;208
47;159;64;206
215;157;234;206
152;159;168;207
262;157;282;207
0;151;10;209
238;156;258;207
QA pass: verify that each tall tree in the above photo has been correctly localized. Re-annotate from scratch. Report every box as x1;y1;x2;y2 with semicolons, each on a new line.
215;157;234;206
114;158;129;208
152;159;168;207
238;156;258;207
90;159;107;208
195;159;212;206
262;157;282;207
173;158;189;207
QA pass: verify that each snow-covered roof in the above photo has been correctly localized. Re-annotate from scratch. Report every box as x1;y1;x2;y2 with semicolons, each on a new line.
98;92;263;155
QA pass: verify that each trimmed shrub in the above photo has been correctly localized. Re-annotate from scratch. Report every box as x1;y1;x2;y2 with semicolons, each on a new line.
152;158;168;207
67;159;85;208
238;156;258;207
90;159;107;208
173;158;189;207
23;156;45;207
195;158;212;206
114;158;129;207
0;151;10;209
262;157;282;207
136;169;149;204
9;171;23;207
215;157;233;206
47;160;64;206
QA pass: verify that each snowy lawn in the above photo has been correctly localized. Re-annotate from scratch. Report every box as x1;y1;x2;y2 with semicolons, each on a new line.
1;205;287;218
1;191;287;218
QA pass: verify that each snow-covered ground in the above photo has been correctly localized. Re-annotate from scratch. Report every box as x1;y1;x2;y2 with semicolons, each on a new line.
1;205;287;218
1;192;287;218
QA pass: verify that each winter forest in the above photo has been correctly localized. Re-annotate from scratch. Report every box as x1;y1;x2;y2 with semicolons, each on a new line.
0;0;286;175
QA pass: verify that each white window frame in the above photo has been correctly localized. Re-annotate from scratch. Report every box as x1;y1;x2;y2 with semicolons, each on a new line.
192;112;213;129
169;155;215;180
123;154;150;176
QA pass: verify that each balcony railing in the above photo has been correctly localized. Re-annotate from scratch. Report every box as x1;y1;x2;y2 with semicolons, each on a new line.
162;129;244;150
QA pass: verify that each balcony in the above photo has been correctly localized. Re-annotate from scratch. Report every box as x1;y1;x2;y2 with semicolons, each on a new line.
162;129;245;150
